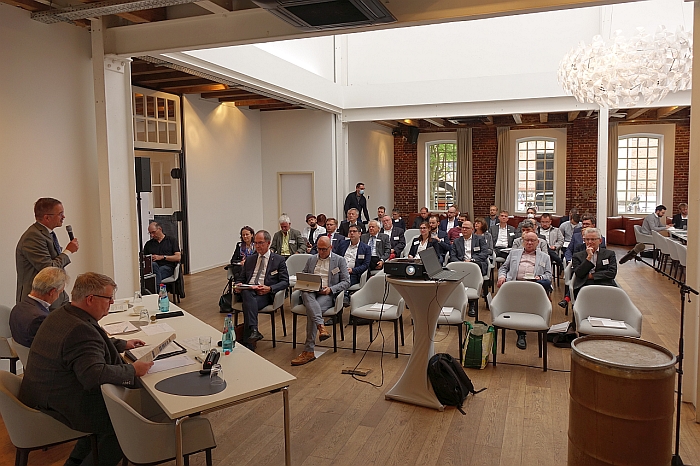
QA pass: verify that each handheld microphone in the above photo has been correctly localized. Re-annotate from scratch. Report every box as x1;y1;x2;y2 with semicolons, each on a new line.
619;243;645;264
66;225;74;241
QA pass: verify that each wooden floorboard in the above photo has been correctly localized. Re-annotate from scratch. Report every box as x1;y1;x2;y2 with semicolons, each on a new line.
3;246;700;465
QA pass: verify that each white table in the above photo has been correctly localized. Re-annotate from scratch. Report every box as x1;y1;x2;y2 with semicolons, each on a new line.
384;277;461;410
103;295;296;466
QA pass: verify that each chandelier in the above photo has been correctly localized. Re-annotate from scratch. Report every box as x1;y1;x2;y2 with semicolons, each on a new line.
557;26;692;108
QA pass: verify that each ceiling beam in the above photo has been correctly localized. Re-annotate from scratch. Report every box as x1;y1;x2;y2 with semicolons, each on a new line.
234;98;280;106
0;0;48;11
512;114;522;124
374;120;399;129
159;78;215;89
424;118;445;127
484;116;494;126
200;89;253;99
135;72;201;84
116;8;167;23
657;106;684;119
31;0;200;24
567;111;579;122
626;108;648;120
218;93;265;102
249;103;298;110
260;106;304;112
161;83;226;93
539;113;548;123
131;64;175;76
400;119;419;127
195;0;229;14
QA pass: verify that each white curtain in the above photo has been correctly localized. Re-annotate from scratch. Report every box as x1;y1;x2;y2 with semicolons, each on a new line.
607;122;619;216
456;128;474;221
495;127;511;212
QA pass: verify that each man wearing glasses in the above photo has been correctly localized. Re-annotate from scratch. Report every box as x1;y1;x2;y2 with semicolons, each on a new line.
143;221;181;287
20;272;152;466
571;227;617;298
16;197;79;309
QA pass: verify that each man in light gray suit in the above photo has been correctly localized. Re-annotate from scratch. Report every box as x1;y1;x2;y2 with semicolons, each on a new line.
16;198;79;309
291;236;350;366
496;232;553;350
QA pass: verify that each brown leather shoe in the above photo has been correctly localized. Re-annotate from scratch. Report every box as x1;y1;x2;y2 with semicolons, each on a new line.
318;325;331;342
291;351;316;366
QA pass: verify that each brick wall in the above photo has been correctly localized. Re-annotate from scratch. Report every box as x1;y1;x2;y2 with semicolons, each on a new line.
393;127;418;217
673;120;690;209
472;126;498;218
566;118;598;214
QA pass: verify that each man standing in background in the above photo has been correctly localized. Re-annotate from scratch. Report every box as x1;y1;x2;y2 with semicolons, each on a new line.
343;182;370;224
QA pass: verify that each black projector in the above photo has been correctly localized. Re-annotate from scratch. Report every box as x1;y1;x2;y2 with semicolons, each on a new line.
383;259;425;278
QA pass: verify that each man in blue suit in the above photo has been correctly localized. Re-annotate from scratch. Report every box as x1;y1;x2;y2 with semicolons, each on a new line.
428;215;451;262
334;225;371;286
439;206;461;232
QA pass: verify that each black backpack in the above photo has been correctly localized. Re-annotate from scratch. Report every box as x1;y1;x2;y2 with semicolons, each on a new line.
428;353;485;414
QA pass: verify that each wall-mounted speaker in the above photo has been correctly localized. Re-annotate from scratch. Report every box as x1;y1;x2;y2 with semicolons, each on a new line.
408;127;420;144
135;157;152;193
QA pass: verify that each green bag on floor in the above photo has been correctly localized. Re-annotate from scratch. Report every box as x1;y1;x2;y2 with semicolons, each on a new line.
462;320;494;369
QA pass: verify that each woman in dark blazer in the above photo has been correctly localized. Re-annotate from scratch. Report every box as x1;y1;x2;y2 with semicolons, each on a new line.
407;221;444;263
230;226;255;282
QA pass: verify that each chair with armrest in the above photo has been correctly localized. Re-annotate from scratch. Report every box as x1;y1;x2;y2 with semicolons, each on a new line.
634;224;656;266
573;285;642;337
291;289;344;352
231;288;287;347
400;229;421;258
652;231;671;272
101;384;216;466
436;285;469;360
284;254;312;298
160;263;183;304
0;371;96;466
445;261;483;319
8;340;30;368
0;304;19;374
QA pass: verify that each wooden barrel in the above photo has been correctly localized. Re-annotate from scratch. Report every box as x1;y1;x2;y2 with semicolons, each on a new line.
568;335;676;466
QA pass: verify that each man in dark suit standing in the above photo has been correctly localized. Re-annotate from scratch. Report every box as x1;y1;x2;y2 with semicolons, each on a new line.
361;220;391;277
236;230;289;346
16;198;79;309
571;227;617;298
10;267;67;348
335;225;372;286
343;182;370;224
19;272;152;466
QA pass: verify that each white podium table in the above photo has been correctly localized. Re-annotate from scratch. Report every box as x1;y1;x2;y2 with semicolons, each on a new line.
385;277;462;410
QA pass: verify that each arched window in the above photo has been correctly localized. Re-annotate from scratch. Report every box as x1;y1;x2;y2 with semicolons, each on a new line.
516;138;556;212
617;135;662;214
427;141;457;211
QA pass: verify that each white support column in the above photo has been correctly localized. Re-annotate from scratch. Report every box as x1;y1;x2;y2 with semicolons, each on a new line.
334;35;349;217
91;18;140;298
596;106;608;234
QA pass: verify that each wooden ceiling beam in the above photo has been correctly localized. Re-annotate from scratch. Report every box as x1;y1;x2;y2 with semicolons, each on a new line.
539;113;548;123
159;78;215;89
218;93;264;102
0;0;48;11
131;66;175;76
135;72;201;84
424;118;445;128
567;111;579;122
657;106;684;119
260;106;303;112
484;116;494;126
626;108;648;120
116;8;166;23
249;103;298;110
160;84;227;94
400;119;419;127
512;114;522;124
234;98;280;106
200;89;257;99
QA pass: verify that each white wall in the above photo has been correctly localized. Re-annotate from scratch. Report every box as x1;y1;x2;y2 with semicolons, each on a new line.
0;6;101;306
260;110;335;233
348;122;394;216
183;96;264;272
254;36;336;81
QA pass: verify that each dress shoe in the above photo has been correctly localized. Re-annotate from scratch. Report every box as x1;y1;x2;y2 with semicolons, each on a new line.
318;325;331;341
291;351;316;366
246;329;264;343
558;299;569;311
516;333;527;350
324;318;334;326
467;303;477;318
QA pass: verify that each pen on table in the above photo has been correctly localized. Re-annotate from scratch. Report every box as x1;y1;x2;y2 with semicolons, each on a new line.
195;356;204;363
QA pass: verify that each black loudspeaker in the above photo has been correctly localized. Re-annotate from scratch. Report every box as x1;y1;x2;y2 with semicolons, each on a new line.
135;157;152;193
408;127;419;144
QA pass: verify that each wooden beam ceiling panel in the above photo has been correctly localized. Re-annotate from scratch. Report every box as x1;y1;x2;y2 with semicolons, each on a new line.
200;89;256;99
249;103;298;110
657;106;684;119
0;0;48;11
626;108;649;120
512;114;522;124
159;78;215;89
424;118;445;127
260;106;303;112
116;8;166;23
234;98;280;106
400;119;419;127
567;111;579;122
161;84;227;93
135;72;202;84
218;93;265;102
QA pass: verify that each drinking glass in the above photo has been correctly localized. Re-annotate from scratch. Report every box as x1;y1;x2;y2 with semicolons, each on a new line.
139;308;150;326
133;291;143;304
199;336;212;355
210;364;224;386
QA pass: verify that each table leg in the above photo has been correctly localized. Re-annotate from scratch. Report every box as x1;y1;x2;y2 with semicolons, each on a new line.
175;417;186;466
283;386;291;466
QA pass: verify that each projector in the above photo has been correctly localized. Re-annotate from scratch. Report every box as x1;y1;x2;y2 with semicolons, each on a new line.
383;259;425;278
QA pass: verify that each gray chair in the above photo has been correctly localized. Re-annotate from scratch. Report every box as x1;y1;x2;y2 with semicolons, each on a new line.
446;261;483;319
490;281;552;371
400;229;421;258
101;384;216;466
350;273;405;357
652;231;671;272
436;285;469;360
231;288;287;347
634;224;655;266
290;289;345;352
0;371;95;466
9;340;30;369
573;285;642;337
0;304;19;374
285;253;312;296
160;263;183;303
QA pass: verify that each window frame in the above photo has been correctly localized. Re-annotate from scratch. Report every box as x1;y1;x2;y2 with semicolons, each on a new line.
426;140;458;212
616;133;664;215
514;136;558;213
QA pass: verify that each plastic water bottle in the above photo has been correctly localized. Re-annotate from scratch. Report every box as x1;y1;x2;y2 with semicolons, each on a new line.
222;314;234;353
158;284;170;313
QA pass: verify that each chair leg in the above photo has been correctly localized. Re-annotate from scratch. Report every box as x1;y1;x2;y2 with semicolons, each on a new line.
369;322;373;342
206;448;213;466
339;309;345;341
122;458;128;466
492;327;498;367
501;328;506;354
394;320;399;358
332;315;338;352
184;454;190;466
280;307;287;336
399;315;405;345
233;312;239;327
270;313;276;348
292;314;298;349
9;357;16;375
91;434;99;466
538;332;543;358
352;321;357;353
458;323;463;362
542;331;548;372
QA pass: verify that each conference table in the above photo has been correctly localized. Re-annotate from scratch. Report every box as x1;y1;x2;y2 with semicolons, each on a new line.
102;295;296;466
669;228;688;244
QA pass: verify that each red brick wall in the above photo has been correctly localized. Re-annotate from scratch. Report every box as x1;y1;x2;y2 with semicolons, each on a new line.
566;118;598;214
393;128;418;217
472;126;498;217
673;120;690;209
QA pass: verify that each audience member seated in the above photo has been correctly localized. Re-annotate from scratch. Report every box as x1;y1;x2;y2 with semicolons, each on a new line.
391;208;407;231
565;215;605;262
537;213;564;270
490;210;517;258
230;226;255;282
449;221;489;276
496;232;553;350
374;206;386;221
361;220;391;277
571;227;617;298
381;215;406;258
516;207;538;235
316;213;327;228
428;215;451;261
344;182;370;224
641;204;670;235
235;230;289;348
19;272;153;466
10;267;67;348
412;207;431;229
672;203;689;229
339;208;367;236
473;217;494;255
439;206;461;232
448;213;468;243
511;220;547;252
143;221;181;287
408;221;445;263
291;237;351;366
335;225;371;286
271;214;307;259
558;208;580;243
487;205;499;229
313;217;345;254
301;214;326;250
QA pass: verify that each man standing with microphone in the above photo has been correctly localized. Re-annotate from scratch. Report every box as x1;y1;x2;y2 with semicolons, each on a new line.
16;198;79;310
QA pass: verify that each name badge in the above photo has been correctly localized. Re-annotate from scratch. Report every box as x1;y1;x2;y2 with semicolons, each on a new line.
413;240;420;245
289;239;296;244
394;236;399;240
474;247;480;251
509;232;514;236
602;259;609;265
358;254;365;259
271;270;278;275
332;267;340;274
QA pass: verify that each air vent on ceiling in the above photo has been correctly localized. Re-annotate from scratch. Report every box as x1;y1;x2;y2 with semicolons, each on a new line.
252;0;396;31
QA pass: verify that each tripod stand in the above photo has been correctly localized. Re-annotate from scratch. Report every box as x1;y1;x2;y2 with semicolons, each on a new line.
632;253;698;466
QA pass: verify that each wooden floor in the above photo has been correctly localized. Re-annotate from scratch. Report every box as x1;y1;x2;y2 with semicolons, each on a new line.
3;245;700;465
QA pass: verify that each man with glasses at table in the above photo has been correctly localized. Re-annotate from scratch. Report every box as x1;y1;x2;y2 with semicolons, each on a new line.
19;272;152;466
571;227;617;298
16;197;80;309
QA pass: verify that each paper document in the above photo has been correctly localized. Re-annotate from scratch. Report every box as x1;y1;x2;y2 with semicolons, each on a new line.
440;307;454;316
368;303;395;312
133;333;177;363
109;302;129;313
587;317;627;329
141;322;176;336
548;322;571;333
147;355;196;374
179;336;203;352
103;321;139;335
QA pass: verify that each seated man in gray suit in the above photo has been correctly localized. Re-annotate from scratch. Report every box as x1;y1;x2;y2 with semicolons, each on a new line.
641;204;670;235
270;214;307;259
361;220;391;277
10;266;67;348
19;272;152;466
497;232;553;350
291;236;351;366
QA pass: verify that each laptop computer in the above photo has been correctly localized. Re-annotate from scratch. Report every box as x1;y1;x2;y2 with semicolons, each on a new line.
294;272;323;292
418;247;469;281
